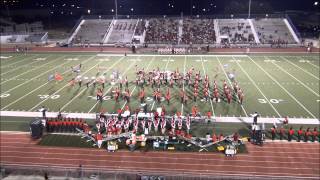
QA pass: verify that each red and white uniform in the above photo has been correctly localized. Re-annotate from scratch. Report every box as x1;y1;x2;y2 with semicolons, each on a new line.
153;118;159;132
171;117;176;129
141;120;146;130
186;116;191;131
160;118;166;134
178;118;183;130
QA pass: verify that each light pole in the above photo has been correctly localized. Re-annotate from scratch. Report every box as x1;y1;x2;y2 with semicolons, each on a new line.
115;0;118;19
248;0;252;19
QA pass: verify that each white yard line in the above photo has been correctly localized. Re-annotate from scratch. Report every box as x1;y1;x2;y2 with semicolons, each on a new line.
88;56;129;113
281;57;319;80
200;56;215;117
1;56;68;94
230;56;281;117
217;57;250;116
248;56;317;119
307;61;319;69
121;56;154;110
1;56;93;110
58;63;105;111
0;54;38;68
0;55;42;76
181;56;186;114
0;55;58;85
269;57;319;97
150;56;171;111
28;56;99;111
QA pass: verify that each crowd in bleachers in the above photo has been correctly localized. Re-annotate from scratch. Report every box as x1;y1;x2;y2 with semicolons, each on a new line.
145;18;179;44
219;19;255;44
253;18;296;45
181;18;216;44
134;20;146;36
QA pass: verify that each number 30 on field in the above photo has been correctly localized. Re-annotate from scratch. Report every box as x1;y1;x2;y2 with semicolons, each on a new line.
258;98;283;104
38;95;60;100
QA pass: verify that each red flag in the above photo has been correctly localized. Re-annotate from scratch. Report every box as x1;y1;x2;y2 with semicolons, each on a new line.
55;73;63;81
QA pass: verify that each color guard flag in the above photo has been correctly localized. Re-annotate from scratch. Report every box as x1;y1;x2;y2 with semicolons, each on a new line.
48;74;54;81
54;73;63;81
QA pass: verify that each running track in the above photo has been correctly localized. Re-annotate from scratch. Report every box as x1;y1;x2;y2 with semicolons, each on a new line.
0;133;319;179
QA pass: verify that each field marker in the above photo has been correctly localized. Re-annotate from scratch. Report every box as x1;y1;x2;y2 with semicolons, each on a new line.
248;56;317;119
268;57;319;97
0;55;59;85
306;61;319;69
1;56;68;95
87;56;135;113
200;56;215;117
28;56;99;111
150;56;170;111
121;56;155;110
1;56;92;110
282;57;319;80
216;57;248;117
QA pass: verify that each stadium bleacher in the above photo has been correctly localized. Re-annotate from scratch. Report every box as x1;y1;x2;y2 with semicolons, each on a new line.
145;18;179;44
218;18;255;44
106;19;138;44
72;19;111;44
182;18;216;44
252;18;297;44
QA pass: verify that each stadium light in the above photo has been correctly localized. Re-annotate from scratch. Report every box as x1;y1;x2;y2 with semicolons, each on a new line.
114;0;118;19
248;0;252;19
87;9;91;14
315;1;319;6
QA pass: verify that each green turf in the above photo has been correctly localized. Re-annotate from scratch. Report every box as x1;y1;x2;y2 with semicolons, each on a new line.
1;52;319;147
38;134;95;148
0;53;319;119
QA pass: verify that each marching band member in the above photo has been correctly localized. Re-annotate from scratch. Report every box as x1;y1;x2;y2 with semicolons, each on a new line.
178;117;183;130
153;118;159;132
171;117;176;134
96;132;103;148
139;88;145;103
141;119;146;131
165;88;171;105
160;118;166;134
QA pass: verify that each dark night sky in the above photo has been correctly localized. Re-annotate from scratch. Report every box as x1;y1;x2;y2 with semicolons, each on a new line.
1;0;319;15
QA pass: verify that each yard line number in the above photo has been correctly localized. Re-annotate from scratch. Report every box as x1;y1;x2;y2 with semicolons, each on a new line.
0;93;10;98
258;98;283;104
38;95;60;100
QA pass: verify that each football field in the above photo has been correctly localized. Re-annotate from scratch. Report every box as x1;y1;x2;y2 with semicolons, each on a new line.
0;52;319;120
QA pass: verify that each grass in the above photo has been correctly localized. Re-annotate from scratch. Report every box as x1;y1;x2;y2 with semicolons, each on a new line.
0;52;319;138
38;134;95;148
1;53;319;118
